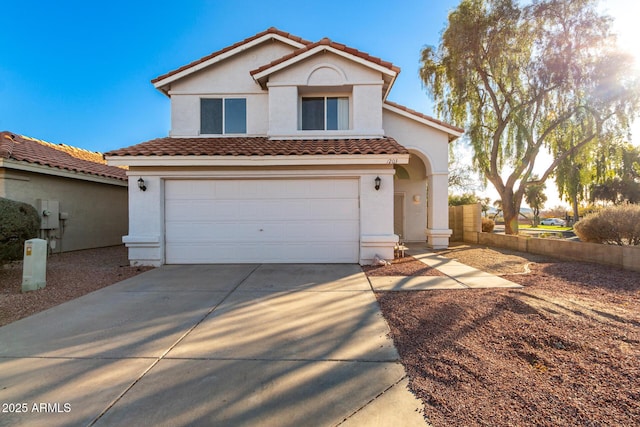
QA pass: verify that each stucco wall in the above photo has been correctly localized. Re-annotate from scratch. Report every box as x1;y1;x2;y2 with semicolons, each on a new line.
172;42;294;93
168;44;389;139
0;168;128;252
267;53;385;138
382;108;452;248
168;41;295;137
382;109;449;174
269;53;382;85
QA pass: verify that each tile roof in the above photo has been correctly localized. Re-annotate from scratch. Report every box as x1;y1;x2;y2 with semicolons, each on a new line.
105;136;409;157
250;37;401;77
384;100;465;134
151;27;312;85
0;131;127;181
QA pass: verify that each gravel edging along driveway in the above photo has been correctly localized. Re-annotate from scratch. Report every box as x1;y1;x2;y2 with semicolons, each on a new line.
0;246;152;327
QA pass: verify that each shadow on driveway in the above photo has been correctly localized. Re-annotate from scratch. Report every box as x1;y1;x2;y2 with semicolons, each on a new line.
0;264;425;426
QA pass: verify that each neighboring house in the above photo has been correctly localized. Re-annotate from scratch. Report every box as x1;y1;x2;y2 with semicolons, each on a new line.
0;131;128;252
105;28;462;266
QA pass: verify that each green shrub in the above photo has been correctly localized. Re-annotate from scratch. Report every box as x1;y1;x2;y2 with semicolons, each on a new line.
0;198;40;263
574;204;640;246
482;217;495;232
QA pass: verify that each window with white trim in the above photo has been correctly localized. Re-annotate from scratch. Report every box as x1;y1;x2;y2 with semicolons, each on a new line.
300;96;349;130
200;98;246;134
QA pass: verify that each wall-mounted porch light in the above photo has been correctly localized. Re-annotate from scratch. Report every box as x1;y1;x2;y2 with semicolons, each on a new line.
137;177;147;191
374;176;381;191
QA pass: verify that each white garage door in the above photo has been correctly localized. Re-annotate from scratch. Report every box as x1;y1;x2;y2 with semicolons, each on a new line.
164;179;359;263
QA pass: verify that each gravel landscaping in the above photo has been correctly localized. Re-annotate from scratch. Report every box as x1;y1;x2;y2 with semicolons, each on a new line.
1;244;638;426
361;255;446;277
374;243;640;426
0;246;152;327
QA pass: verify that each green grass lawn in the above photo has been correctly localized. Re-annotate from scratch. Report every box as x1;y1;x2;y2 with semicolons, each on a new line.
520;224;573;231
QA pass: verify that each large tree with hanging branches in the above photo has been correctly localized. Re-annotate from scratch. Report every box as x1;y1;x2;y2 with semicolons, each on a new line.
420;0;640;234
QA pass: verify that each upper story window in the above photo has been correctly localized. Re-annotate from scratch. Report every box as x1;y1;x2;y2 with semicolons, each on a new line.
300;96;349;130
201;98;246;134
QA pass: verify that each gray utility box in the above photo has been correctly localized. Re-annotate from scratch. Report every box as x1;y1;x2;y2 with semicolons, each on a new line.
37;199;60;230
22;239;47;292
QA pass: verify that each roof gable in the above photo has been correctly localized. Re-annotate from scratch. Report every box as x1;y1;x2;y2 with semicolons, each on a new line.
0;131;127;181
250;38;400;99
152;28;311;94
383;101;464;141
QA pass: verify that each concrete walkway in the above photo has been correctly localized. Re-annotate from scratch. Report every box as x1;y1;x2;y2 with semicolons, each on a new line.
368;244;523;291
0;264;426;427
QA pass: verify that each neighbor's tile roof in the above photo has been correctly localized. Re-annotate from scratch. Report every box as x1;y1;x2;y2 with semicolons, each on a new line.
151;27;312;85
250;37;401;77
105;136;409;157
0;131;127;181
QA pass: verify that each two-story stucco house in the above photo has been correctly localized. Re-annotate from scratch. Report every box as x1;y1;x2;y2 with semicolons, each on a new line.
105;28;462;266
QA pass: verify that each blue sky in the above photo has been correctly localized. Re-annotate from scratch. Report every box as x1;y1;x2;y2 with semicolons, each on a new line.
1;0;637;193
0;0;462;152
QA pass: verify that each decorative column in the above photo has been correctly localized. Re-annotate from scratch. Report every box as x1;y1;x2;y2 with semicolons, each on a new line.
123;174;163;266
359;171;398;264
425;172;452;249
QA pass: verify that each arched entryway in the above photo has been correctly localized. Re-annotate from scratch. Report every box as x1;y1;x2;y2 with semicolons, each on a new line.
394;152;427;242
394;149;451;248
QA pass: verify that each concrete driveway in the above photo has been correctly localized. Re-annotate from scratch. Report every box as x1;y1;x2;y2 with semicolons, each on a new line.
0;264;426;426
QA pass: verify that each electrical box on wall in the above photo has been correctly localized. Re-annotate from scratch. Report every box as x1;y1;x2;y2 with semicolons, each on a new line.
36;199;60;230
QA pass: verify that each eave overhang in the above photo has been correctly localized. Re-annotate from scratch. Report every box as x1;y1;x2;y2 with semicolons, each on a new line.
383;102;464;142
250;42;399;100
152;33;308;96
105;153;410;168
0;158;128;186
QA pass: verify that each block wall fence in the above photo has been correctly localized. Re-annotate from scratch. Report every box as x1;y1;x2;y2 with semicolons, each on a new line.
449;203;640;273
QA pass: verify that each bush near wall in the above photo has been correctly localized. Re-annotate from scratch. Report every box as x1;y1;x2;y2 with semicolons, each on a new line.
574;204;640;246
482;217;495;232
0;198;40;263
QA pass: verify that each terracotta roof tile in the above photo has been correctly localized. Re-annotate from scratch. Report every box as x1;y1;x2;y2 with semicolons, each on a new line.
151;27;312;85
250;37;401;77
105;136;409;157
384;100;464;134
0;131;127;181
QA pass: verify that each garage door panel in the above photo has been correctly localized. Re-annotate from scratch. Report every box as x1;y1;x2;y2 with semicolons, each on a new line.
295;179;358;198
165;179;359;263
165;244;221;263
167;222;276;242
285;221;359;241
278;243;357;262
165;222;243;242
167;221;359;243
166;180;216;199
165;200;218;220
214;181;249;199
166;243;357;264
307;199;358;218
